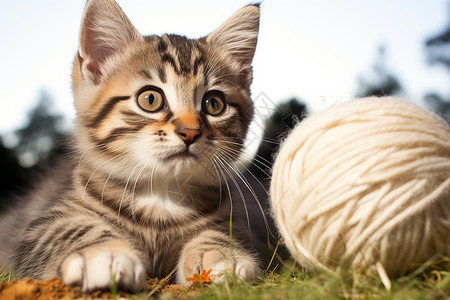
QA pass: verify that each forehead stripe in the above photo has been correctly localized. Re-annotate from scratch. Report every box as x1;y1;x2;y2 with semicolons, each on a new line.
161;53;179;74
193;56;205;76
139;69;152;80
157;67;167;84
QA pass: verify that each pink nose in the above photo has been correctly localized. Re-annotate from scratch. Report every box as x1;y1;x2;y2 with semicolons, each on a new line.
175;127;202;146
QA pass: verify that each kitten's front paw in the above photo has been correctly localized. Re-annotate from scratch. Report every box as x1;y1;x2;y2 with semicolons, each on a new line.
60;240;146;292
178;248;259;286
177;231;260;286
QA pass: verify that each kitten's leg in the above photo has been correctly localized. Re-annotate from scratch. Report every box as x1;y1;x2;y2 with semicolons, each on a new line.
13;214;146;293
59;239;146;292
176;229;259;286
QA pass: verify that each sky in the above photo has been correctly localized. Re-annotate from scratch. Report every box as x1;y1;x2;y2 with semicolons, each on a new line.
0;0;449;136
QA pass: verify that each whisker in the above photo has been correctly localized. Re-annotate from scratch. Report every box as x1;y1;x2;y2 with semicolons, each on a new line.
217;148;273;240
100;149;135;206
220;144;272;176
81;147;132;204
148;161;157;197
211;153;234;248
209;156;224;213
214;154;253;246
212;135;281;146
78;143;100;167
118;161;142;219
131;162;147;223
82;162;102;203
212;138;275;168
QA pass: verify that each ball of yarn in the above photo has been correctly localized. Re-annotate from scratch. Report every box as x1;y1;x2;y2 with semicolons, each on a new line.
270;96;450;277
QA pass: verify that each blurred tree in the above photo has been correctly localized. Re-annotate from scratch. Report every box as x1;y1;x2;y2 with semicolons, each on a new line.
425;4;450;119
356;45;403;97
426;5;450;69
0;90;68;207
13;90;66;169
0;139;26;200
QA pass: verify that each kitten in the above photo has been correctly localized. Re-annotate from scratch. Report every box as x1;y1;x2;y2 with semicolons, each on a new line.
0;0;260;292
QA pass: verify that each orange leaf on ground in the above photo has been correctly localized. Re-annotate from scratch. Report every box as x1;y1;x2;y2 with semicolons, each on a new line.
186;269;215;287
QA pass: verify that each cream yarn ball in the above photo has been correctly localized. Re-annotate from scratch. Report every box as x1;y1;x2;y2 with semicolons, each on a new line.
270;97;450;277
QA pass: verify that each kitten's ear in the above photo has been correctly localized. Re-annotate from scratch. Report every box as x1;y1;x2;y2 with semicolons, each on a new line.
206;4;260;67
78;0;142;84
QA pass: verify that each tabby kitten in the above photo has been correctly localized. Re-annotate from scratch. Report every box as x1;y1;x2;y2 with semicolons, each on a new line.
0;0;260;292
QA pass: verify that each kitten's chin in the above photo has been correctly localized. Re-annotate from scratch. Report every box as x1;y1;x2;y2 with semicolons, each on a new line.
131;145;215;179
160;146;208;168
169;154;204;172
164;152;198;162
158;152;215;179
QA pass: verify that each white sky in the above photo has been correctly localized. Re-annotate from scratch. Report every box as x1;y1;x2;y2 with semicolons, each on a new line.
0;0;449;135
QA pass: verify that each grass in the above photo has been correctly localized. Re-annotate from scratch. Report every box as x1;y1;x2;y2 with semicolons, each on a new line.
2;259;450;299
181;266;450;300
107;260;450;300
0;267;14;283
139;263;450;300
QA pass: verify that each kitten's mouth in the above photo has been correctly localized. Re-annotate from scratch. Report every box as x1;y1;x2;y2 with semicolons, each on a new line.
165;150;198;161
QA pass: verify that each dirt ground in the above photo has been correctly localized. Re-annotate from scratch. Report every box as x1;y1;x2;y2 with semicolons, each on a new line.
0;277;193;299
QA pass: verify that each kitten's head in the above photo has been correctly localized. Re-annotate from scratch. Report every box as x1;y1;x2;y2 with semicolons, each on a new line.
72;0;259;180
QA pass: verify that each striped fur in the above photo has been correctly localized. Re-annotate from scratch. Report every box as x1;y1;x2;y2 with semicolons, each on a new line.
0;0;260;292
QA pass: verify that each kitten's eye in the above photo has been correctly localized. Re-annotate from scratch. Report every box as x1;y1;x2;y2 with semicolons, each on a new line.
137;88;164;112
203;92;225;116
